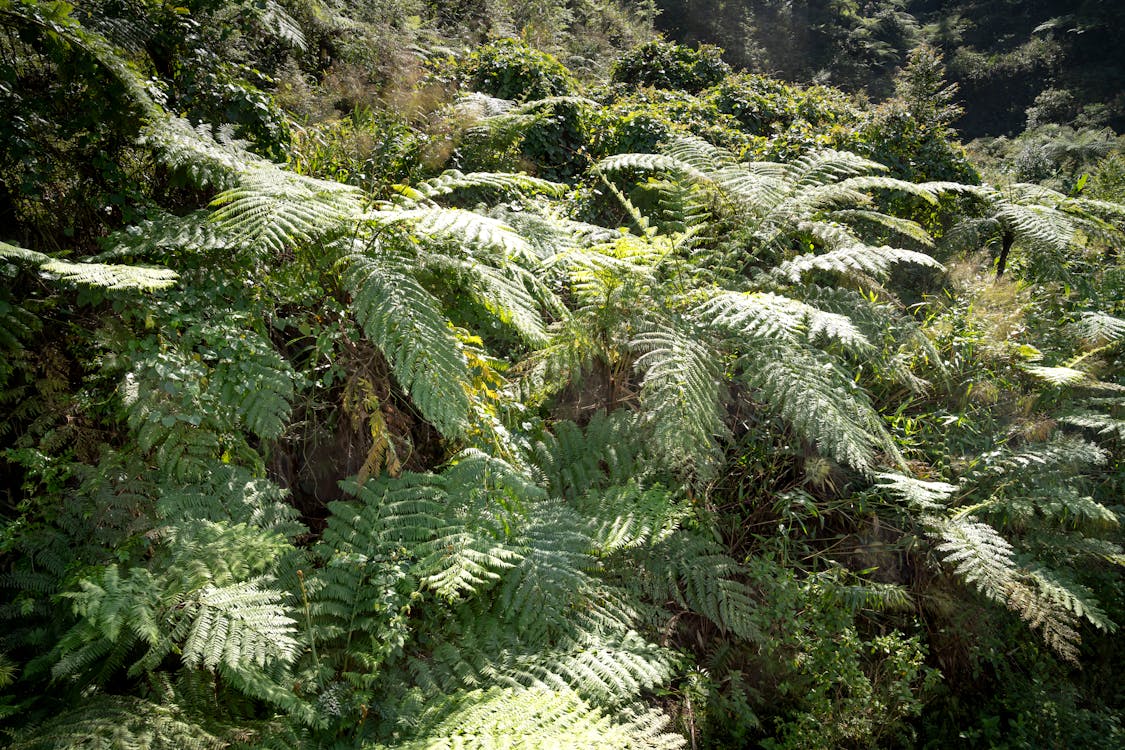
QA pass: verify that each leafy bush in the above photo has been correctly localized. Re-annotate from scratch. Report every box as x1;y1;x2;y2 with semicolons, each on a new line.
610;39;730;94
592;88;749;156
458;38;577;100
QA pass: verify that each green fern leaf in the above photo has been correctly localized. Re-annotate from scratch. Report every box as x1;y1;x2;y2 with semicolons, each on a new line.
342;252;472;438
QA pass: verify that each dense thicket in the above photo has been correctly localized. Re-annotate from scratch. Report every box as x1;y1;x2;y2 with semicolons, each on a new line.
1;1;1123;748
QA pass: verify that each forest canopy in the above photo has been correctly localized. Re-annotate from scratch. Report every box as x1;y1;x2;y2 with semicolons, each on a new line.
0;1;1123;748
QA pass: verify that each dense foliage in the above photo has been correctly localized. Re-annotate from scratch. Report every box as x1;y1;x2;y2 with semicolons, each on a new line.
1;1;1123;748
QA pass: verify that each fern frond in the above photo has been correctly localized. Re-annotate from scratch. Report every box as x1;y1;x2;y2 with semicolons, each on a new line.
141;117;256;190
210;165;363;256
97;211;231;261
790;148;887;189
9;696;224;750
971;436;1108;480
662;134;739;171
631;322;729;478
934;517;1019;604
343;252;472;438
157;466;304;537
259;0;306;50
1025;364;1092;386
830;209;935;247
490;631;676;705
584;484;688;556
1059;410;1125;440
777;241;943;283
875;472;958;511
531;413;645;500
368;207;535;262
409;170;567;200
1;240;178;290
1072;311;1125;344
182;578;299;671
450;261;549;346
381;687;685;750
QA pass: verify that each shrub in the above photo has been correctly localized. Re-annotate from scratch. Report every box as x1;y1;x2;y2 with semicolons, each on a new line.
592;88;748;156
459;38;577;100
610;39;731;94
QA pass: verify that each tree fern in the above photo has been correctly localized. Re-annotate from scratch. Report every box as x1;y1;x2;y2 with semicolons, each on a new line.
597;135;950;283
877;431;1120;661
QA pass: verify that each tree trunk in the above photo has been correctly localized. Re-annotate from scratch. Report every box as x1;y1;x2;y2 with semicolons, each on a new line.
996;230;1013;278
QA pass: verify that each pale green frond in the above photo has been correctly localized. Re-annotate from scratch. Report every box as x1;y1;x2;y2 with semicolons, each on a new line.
210;166;363;255
41;259;178;290
661;134;739;171
709;165;783;207
830;209;935;247
797;183;876;212
380;687;685;750
157;466;304;537
778;242;943;283
695;291;808;342
182;578;299;671
368;207;534;262
141;116;256;190
8;696;224;750
531;414;646;500
631;323;729;478
790;149;886;190
1006;182;1068;205
1003;576;1082;663
875;472;958;511
1071;311;1125;344
1023;364;1090;386
455;92;518;118
411;170;567;200
1059;410;1125;440
584;484;688;556
596;152;712;186
209;325;295;441
635;529;761;642
834;175;941;204
260;0;306;50
0;240;50;265
696;290;873;353
995;202;1075;250
2;240;178;290
461;262;550;346
933;517;1018;604
96;211;230;261
741;341;900;472
492;632;676;705
1065;196;1125;222
342;252;472;438
973;437;1109;482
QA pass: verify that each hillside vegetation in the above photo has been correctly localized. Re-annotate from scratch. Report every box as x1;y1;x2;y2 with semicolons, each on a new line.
1;1;1123;748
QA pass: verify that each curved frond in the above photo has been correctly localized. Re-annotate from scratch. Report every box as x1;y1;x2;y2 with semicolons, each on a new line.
2;240;177;290
343;252;472;438
210;166;364;256
632;322;728;478
409;170;567;200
